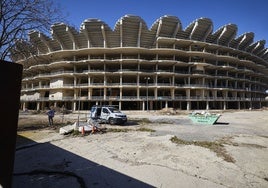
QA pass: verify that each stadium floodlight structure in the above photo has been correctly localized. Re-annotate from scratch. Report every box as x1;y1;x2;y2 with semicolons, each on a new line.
12;15;268;111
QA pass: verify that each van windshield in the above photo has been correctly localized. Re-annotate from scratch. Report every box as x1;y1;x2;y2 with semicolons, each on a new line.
108;107;120;113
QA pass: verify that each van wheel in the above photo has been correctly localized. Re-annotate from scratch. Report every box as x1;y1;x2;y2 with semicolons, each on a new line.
109;118;115;125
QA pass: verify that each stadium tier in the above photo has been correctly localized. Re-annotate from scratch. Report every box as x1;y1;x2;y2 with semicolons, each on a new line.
12;15;268;111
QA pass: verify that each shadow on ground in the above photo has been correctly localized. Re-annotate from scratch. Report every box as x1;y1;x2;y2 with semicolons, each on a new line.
13;135;153;188
214;122;229;125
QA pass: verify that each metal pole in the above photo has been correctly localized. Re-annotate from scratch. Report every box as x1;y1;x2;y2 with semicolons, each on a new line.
145;77;150;111
77;83;81;126
146;79;148;111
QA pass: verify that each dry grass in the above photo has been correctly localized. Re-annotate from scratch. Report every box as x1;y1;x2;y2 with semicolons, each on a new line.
134;118;152;124
170;136;236;163
136;127;155;132
106;127;155;133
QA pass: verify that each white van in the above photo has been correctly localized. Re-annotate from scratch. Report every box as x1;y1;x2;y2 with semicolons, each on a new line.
90;105;127;125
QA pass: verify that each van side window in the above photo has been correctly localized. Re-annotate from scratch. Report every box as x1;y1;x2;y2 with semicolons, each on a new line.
103;108;109;113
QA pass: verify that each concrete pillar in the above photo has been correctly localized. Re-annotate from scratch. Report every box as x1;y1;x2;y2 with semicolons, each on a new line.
120;88;122;100
171;88;174;99
23;102;26;111
119;101;122;110
88;76;91;85
187;101;191;111
74;77;77;87
165;101;168;109
37;102;40;111
88;88;92;100
73;102;76;111
74;65;77;73
186;89;190;99
104;88;107;100
201;89;205;98
206;101;209;110
142;101;145;111
223;101;226;110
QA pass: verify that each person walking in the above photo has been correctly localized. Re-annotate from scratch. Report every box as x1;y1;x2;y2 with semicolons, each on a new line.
47;107;55;126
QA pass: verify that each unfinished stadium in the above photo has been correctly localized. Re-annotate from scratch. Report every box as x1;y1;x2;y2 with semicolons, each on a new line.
12;15;268;111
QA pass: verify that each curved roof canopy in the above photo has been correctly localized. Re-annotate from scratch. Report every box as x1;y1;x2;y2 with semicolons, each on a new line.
12;14;267;61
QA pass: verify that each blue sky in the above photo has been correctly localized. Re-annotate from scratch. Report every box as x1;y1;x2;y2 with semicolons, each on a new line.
55;0;268;47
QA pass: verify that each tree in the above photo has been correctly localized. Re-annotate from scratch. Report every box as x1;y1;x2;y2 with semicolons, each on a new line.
0;0;65;61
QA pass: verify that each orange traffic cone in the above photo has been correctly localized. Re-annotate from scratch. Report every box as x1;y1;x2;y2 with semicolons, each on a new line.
81;126;85;136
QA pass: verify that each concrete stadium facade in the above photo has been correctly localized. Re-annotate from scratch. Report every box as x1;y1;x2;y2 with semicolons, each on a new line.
13;15;268;111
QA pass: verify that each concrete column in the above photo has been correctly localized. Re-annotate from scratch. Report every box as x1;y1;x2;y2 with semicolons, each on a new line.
73;102;76;111
23;102;26;111
202;89;205;98
214;79;217;87
120;88;122;100
37;102;40;111
186;89;191;99
223;101;226;110
74;77;77;87
170;88;174;99
142;101;145;111
74;89;77;99
119;101;122;110
165;101;168;109
88;76;91;86
88;88;92;100
206;101;209;110
223;91;227;99
187;101;191;111
104;88;107;100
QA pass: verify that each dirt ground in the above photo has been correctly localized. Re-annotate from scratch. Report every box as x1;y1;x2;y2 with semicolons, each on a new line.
13;109;268;188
